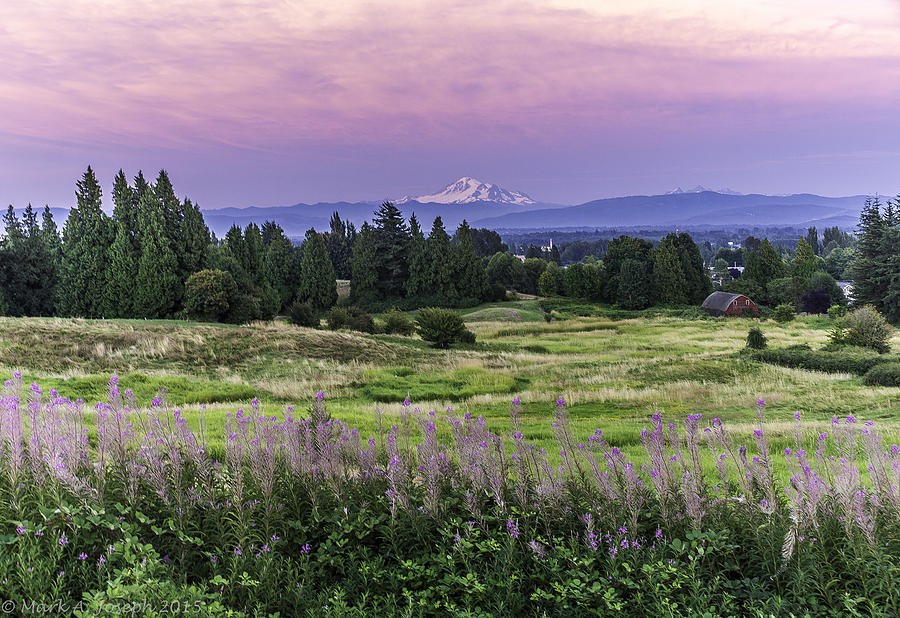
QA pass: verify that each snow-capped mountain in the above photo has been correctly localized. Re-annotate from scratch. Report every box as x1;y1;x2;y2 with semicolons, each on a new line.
666;185;742;196
397;177;536;205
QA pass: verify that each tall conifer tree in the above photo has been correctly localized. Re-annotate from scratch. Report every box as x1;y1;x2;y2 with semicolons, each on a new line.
426;216;456;301
372;201;409;299
405;214;428;298
104;170;138;317
297;229;337;310
133;189;180;318
350;223;378;302
59;166;111;317
453;220;487;301
652;236;688;305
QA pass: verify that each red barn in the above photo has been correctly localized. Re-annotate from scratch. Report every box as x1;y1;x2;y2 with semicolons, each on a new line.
701;291;758;317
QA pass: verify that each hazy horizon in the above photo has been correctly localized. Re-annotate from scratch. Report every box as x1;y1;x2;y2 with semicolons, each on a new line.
2;0;899;209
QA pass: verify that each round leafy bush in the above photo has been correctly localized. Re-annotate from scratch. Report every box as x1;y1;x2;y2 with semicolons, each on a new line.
773;304;796;323
288;301;319;328
830;305;894;354
382;308;415;335
416;307;470;348
746;326;767;350
863;362;900;386
827;304;848;319
326;307;348;330
184;269;237;322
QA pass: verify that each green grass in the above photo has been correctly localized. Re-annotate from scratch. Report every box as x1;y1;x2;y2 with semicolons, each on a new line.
2;302;899;461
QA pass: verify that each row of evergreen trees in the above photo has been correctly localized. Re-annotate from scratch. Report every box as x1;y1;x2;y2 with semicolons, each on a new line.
349;202;491;308
0;167;310;322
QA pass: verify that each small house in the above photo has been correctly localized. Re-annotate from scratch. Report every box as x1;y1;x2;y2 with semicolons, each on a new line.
701;291;758;317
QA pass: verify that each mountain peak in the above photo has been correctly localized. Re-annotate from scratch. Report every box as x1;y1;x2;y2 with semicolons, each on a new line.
397;177;536;205
665;185;742;196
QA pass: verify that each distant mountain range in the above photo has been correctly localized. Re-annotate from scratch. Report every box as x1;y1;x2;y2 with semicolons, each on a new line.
200;179;867;237
19;179;868;239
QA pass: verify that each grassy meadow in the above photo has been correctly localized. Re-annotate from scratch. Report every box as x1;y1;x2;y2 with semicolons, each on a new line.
2;299;897;467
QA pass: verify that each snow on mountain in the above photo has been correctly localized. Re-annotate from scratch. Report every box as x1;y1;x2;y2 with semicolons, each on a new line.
666;185;742;195
397;177;536;205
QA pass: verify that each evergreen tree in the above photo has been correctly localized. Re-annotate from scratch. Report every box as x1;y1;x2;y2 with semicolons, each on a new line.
806;227;820;256
652;236;688;305
104;170;137;317
182;198;210;276
850;198;888;309
223;225;247;271
297;229;337;310
244;223;264;284
876;226;900;323
405;214;429;298
743;239;786;291
426;216;456;301
673;232;712;304
263;223;300;310
524;244;542;259
154;170;186;268
453;220;487;301
549;244;561;265
133;189;180;318
326;212;353;279
39;206;61;314
372;201;409;299
58;166;112;317
350;223;378;302
792;237;818;281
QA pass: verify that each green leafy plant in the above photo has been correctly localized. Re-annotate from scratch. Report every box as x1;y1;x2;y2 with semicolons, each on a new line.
863;362;900;386
288;300;319;328
746;326;767;350
382;308;415;335
326;306;349;330
773;303;796;323
416;307;473;348
830;305;894;353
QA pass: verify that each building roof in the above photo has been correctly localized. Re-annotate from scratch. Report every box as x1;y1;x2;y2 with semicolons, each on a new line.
702;291;745;312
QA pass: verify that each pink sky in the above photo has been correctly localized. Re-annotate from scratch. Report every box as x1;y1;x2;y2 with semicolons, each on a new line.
1;0;899;208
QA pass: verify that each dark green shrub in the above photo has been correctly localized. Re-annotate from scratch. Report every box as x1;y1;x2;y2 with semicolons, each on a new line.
326;307;348;330
459;328;477;344
226;293;259;324
830;305;894;354
416;307;469;348
773;304;795;323
746;326;767;350
864;362;900;386
749;346;893;375
382;308;415;335
288;300;319;328
345;306;375;333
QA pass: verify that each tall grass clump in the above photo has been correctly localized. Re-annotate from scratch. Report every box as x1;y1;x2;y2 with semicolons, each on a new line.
0;375;898;616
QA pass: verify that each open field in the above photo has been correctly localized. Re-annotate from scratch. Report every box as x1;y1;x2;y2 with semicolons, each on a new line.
1;299;898;466
3;301;900;615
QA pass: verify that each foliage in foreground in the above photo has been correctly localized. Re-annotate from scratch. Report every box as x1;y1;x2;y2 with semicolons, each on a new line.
1;377;899;616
